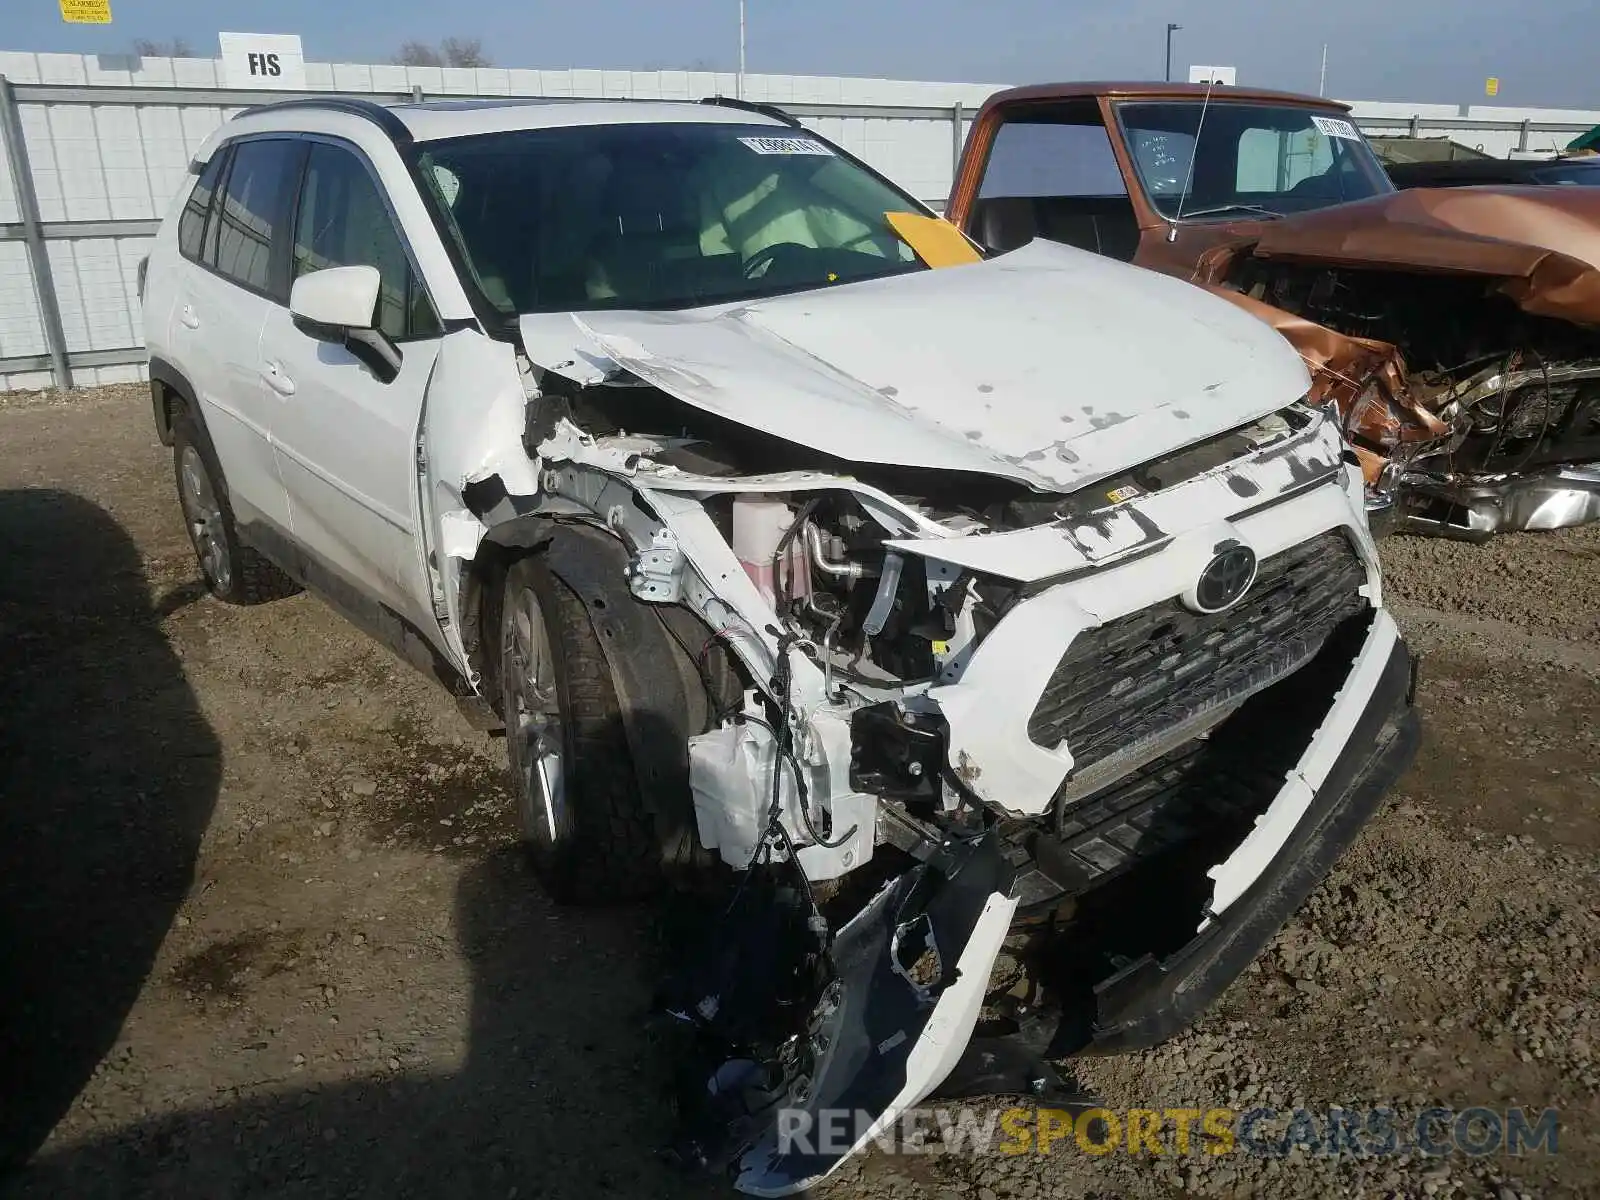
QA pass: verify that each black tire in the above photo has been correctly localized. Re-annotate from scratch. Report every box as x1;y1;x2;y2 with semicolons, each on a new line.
499;555;660;904
170;410;300;606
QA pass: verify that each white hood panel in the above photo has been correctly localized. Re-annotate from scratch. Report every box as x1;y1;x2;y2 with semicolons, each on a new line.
519;239;1311;492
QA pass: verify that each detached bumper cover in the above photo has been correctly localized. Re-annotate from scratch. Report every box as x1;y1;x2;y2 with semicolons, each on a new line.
1089;624;1420;1053
665;833;1018;1199
733;835;1017;1196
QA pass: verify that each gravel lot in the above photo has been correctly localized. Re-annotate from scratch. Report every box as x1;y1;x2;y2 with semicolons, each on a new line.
1;384;1595;1199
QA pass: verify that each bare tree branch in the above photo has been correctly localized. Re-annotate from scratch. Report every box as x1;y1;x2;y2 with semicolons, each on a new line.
395;41;442;68
394;38;490;69
132;38;194;58
440;37;491;69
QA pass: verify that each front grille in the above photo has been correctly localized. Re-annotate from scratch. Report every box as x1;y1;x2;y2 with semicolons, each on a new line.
1027;530;1367;772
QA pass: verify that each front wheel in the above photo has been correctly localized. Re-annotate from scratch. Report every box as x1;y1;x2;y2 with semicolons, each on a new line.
499;556;660;904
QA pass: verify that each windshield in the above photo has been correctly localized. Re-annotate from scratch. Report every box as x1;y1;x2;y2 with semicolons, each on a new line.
1114;101;1394;220
415;121;930;314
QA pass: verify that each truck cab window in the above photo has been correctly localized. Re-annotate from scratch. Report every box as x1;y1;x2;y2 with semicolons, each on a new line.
971;105;1140;262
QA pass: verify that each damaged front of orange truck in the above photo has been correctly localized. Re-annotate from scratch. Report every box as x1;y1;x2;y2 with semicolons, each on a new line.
946;81;1600;539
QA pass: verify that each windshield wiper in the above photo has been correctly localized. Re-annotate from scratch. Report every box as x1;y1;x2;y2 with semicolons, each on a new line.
1176;202;1285;221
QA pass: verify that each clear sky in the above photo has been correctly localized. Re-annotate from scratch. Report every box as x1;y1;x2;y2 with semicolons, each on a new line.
9;0;1599;110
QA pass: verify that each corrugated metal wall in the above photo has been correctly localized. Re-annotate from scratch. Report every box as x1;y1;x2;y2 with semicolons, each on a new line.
1;50;1596;391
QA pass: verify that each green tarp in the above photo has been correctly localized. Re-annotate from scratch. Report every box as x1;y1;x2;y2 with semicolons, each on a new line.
1566;125;1600;154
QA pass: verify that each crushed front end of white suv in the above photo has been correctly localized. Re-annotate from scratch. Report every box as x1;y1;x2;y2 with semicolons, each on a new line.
146;98;1420;1196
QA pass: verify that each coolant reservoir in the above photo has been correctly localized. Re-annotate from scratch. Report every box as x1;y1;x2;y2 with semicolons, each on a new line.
732;497;810;611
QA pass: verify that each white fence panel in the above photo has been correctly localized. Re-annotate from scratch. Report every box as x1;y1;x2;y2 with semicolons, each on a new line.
0;241;48;360
1;50;1596;389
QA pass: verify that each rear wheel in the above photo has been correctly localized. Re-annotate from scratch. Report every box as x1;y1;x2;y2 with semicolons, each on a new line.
170;411;299;606
499;555;659;903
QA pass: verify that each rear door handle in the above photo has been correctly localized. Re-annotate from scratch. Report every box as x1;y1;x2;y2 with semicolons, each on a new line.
262;359;296;397
179;304;200;330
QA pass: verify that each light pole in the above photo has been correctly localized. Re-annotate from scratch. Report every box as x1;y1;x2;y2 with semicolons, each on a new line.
738;0;747;99
1165;22;1182;83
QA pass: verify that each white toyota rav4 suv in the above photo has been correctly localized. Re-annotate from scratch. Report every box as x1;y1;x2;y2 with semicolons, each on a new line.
142;95;1419;1192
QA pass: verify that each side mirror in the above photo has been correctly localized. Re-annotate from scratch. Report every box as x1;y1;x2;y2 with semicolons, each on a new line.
289;265;402;383
290;265;381;330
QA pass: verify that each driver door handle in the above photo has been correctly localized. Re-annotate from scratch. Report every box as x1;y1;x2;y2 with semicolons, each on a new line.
262;359;296;397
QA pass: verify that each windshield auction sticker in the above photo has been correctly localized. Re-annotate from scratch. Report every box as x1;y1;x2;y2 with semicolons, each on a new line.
738;136;835;155
1311;116;1361;141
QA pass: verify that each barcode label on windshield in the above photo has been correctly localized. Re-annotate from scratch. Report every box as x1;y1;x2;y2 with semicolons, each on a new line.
1311;116;1360;141
738;136;834;155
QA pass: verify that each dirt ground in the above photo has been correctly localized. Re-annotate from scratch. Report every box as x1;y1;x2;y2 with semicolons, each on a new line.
1;384;1595;1200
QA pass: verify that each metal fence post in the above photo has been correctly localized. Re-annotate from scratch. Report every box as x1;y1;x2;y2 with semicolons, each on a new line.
0;75;71;390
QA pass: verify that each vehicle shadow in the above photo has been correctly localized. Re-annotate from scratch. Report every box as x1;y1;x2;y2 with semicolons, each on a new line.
5;842;733;1199
0;489;222;1171
0;490;727;1197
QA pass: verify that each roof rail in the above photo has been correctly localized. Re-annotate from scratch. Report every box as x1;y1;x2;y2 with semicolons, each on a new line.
698;95;802;128
235;96;413;146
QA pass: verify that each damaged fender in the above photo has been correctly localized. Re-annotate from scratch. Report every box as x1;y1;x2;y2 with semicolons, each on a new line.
417;328;545;678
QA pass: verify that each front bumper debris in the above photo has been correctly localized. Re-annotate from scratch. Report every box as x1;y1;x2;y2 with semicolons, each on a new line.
1090;628;1419;1051
1379;462;1600;541
664;608;1419;1196
664;831;1018;1197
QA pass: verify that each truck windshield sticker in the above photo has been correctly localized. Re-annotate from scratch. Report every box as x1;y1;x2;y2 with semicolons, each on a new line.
1311;116;1361;141
738;136;835;156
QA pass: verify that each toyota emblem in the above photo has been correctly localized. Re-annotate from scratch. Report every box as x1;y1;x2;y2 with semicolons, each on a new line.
1192;544;1258;613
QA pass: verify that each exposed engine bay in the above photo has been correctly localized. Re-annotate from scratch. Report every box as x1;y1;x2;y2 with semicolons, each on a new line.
1221;259;1600;541
429;256;1422;1191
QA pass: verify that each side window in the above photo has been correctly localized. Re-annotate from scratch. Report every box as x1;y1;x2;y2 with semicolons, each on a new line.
213;139;302;297
293;143;440;340
978;120;1127;199
178;151;227;262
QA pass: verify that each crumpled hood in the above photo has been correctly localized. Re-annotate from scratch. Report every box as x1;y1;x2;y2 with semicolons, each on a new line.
519;239;1309;493
1233;186;1600;324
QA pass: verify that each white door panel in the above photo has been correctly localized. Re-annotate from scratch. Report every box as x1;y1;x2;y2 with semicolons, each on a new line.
264;139;450;639
170;266;287;532
263;311;440;628
166;135;304;538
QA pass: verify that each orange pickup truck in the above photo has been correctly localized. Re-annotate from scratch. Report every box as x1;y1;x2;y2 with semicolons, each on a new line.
945;82;1600;539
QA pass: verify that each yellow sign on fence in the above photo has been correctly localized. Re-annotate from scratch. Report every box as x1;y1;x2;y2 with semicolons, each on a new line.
59;0;113;24
1485;76;1500;97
